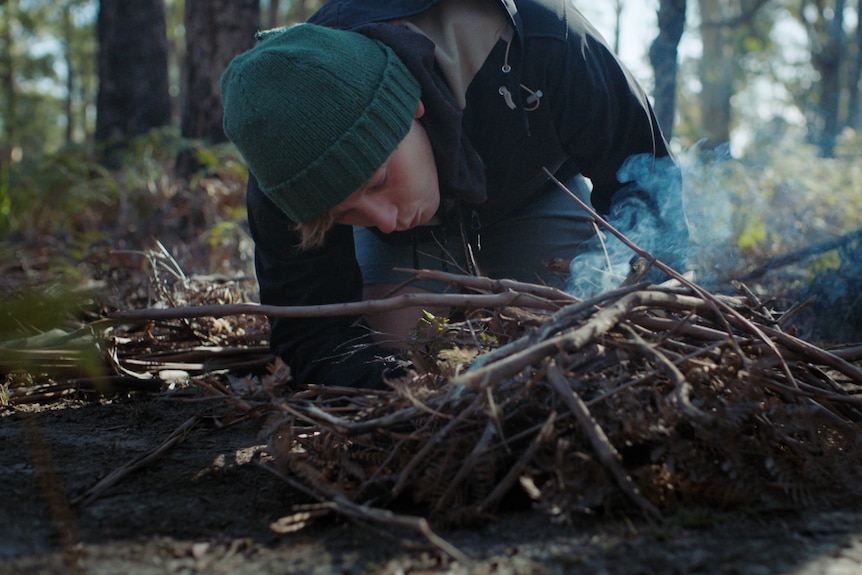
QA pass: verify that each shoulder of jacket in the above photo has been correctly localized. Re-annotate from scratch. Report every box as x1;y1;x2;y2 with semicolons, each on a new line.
512;0;603;45
309;1;442;27
511;0;564;38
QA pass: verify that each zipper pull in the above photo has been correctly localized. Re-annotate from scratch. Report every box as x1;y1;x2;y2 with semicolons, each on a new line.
523;87;543;110
498;86;516;110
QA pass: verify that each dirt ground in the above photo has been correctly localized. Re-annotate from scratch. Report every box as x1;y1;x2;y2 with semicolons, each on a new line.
3;395;862;575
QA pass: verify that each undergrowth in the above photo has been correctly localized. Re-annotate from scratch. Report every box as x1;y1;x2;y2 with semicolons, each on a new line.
2;127;254;283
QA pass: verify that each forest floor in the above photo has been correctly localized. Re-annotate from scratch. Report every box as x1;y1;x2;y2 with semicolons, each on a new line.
5;394;862;575
3;265;862;575
4;155;862;574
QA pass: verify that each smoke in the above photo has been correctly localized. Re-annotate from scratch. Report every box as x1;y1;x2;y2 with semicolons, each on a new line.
674;142;740;287
563;128;862;344
566;153;688;298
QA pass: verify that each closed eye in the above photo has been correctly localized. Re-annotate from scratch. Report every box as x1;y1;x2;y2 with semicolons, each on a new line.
362;163;389;194
329;163;389;224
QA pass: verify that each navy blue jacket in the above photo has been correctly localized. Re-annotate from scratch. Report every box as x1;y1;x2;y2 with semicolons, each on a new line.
246;0;688;388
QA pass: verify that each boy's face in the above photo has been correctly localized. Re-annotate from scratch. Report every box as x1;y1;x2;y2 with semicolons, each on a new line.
330;102;440;233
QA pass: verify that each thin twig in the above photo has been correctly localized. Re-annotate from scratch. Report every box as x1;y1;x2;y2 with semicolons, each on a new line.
452;290;726;389
260;463;471;563
546;362;662;520
74;414;203;507
466;283;644;373
620;324;714;424
478;412;557;512
391;393;484;499
402;268;579;303
107;290;564;323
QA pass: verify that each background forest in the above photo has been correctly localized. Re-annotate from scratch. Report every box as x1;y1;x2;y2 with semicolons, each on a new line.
1;0;861;342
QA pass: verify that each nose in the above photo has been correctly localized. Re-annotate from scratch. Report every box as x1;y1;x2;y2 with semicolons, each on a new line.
361;196;399;233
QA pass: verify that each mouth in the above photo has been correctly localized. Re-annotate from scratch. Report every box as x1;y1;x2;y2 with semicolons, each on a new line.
402;211;421;231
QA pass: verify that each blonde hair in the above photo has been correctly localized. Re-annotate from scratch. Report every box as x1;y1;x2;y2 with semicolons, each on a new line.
295;211;336;249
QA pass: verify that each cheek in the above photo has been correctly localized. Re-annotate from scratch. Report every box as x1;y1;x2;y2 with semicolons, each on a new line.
423;165;440;208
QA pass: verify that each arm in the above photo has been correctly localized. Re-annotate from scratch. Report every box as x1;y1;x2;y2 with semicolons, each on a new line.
247;175;403;389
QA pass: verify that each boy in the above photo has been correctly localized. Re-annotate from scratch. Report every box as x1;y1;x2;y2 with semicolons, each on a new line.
220;0;689;388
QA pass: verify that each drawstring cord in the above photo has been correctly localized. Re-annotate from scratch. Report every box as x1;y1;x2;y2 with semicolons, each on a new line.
498;32;543;111
502;32;513;73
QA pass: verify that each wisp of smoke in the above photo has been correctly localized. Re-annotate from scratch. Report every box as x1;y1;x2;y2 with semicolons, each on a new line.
567;153;688;298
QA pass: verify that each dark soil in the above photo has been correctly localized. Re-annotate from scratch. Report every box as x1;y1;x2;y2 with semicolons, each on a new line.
4;395;862;575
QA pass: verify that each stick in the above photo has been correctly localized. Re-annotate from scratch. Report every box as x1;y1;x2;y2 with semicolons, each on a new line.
401;268;579;303
390;394;484;499
546;362;662;520
330;494;472;564
736;227;862;283
478;412;557;512
107;290;564;322
451;290;727;389
466;283;644;373
73;414;202;507
260;463;471;563
620;324;714;425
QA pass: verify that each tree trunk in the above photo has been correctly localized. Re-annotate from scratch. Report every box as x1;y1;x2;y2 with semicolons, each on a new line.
267;0;280;28
848;0;862;130
1;0;18;165
649;0;686;139
95;0;171;146
63;5;74;146
613;0;623;55
180;0;259;143
289;0;330;24
813;0;846;157
697;0;734;149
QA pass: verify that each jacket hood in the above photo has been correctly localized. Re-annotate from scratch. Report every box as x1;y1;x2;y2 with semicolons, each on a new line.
309;0;523;41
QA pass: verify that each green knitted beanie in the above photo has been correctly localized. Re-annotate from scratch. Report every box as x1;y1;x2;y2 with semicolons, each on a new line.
220;24;421;223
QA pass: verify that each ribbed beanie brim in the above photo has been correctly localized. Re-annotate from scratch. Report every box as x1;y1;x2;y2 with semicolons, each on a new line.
220;24;421;223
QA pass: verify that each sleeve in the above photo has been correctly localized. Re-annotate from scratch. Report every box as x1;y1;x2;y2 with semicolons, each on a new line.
548;15;689;274
247;175;405;389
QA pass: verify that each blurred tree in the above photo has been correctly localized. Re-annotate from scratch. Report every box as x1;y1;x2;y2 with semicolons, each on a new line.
650;0;686;139
612;0;623;54
698;0;733;148
697;0;770;149
164;0;185;124
0;0;16;166
62;7;73;144
794;0;848;157
60;0;97;148
286;0;328;24
180;0;258;144
95;0;171;155
848;0;862;130
266;0;280;28
0;0;66;163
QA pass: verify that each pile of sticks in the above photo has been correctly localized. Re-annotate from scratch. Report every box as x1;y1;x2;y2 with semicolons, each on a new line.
8;224;862;560
257;270;862;529
253;176;862;531
93;197;862;538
